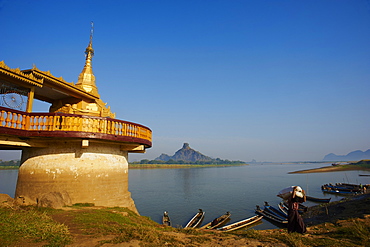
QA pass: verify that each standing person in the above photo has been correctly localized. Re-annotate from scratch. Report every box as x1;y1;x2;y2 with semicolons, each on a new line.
287;186;307;234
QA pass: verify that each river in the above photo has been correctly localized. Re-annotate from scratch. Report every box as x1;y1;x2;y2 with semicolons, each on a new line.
1;163;369;230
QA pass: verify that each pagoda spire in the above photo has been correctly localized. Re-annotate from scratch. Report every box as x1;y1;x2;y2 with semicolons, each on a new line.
76;21;98;95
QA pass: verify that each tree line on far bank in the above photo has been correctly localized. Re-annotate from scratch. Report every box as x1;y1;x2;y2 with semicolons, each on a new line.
0;160;20;167
130;158;246;165
0;159;247;167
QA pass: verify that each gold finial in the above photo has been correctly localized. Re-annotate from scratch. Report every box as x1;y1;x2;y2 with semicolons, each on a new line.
90;21;94;43
85;21;94;56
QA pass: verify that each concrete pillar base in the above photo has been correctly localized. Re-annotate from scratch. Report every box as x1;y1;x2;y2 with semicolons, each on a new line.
15;141;138;214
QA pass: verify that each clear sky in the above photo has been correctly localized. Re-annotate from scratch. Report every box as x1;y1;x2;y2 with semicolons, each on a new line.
1;0;370;162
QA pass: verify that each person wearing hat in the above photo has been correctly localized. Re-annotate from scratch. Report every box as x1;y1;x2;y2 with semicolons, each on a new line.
287;186;307;234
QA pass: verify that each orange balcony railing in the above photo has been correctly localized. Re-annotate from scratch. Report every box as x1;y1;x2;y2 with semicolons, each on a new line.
0;106;152;147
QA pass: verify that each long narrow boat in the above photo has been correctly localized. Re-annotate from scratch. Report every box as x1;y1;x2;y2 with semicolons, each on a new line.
282;201;308;214
306;196;331;203
162;211;171;226
255;206;288;224
217;215;263;232
321;183;365;195
184;209;205;228
200;212;231;229
264;202;288;219
278;202;288;216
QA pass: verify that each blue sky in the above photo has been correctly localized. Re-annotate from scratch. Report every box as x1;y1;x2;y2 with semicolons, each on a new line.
1;0;370;162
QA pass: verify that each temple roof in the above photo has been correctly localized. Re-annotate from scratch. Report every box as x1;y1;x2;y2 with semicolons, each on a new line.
21;67;99;103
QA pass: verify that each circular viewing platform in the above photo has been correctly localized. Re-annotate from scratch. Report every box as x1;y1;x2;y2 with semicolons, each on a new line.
0;106;152;150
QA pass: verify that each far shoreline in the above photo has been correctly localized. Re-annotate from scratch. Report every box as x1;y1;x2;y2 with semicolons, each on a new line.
128;163;248;169
289;164;370;174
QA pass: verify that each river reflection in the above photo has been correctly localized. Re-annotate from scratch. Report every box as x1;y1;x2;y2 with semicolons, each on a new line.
1;163;370;230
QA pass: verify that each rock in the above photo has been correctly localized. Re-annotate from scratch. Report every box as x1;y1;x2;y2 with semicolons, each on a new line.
37;191;72;209
0;193;14;207
15;195;36;206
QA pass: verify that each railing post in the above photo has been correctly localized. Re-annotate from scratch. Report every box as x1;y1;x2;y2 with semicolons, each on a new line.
16;113;21;129
0;110;5;127
5;112;11;127
25;115;30;130
0;107;152;144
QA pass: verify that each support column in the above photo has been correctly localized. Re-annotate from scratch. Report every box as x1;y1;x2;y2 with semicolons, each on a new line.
15;140;138;213
26;86;34;113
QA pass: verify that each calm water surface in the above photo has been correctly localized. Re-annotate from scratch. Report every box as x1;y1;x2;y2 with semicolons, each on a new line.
1;163;369;230
128;163;370;230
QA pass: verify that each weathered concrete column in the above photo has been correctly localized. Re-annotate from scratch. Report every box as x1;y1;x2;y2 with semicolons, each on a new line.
15;140;138;213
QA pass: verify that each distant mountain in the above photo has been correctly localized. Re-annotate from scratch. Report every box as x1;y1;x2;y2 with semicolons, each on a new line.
155;143;213;162
323;149;370;161
129;143;245;165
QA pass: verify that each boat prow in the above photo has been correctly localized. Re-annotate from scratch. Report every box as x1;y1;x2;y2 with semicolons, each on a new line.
162;211;171;226
200;211;231;230
184;209;205;228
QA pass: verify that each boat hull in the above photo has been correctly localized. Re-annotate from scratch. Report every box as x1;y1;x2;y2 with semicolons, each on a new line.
217;215;263;232
185;209;205;228
200;212;231;229
256;207;287;225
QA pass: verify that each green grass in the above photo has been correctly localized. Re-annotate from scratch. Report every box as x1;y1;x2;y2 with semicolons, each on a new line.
351;160;370;169
72;202;95;207
328;219;370;246
69;207;187;246
0;207;72;247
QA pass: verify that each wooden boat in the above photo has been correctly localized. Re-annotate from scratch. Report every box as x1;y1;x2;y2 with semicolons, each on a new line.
217;215;263;232
184;209;205;228
278;202;288;216
321;184;361;195
306;196;331;203
162;211;171;226
282;201;308;214
321;183;367;195
264;202;287;219
200;211;231;229
322;188;358;195
255;205;288;224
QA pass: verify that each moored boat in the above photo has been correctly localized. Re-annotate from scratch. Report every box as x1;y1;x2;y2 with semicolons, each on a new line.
217;215;263;232
321;183;366;195
278;202;288;216
200;211;231;229
306;196;331;203
255;205;288;224
162;211;171;226
282;201;308;214
264;202;288;219
184;209;205;228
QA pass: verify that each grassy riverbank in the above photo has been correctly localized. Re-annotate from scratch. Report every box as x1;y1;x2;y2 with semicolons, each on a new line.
1;194;369;246
289;160;370;174
0;166;19;170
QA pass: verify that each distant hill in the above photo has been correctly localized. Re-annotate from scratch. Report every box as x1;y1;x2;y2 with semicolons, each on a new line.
131;143;245;165
155;143;213;162
323;149;370;161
